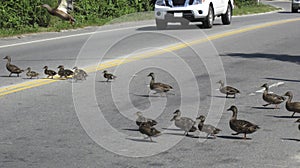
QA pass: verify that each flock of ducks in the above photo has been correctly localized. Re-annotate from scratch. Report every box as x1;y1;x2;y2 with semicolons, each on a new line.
2;55;299;142
137;79;300;142
2;55;113;82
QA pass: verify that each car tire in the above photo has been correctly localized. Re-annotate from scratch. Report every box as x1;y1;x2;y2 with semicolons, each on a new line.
156;19;167;30
203;6;214;28
222;4;232;25
291;6;298;13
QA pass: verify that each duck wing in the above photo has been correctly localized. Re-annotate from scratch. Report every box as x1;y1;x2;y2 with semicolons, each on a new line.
265;93;285;103
202;124;221;134
57;0;68;14
7;63;23;73
230;119;259;133
175;117;195;132
224;86;240;94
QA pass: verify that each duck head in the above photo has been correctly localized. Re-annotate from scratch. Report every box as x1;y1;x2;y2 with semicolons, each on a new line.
261;83;269;88
227;105;237;112
26;67;31;71
147;72;154;78
57;65;64;69
43;66;48;69
284;91;292;97
196;115;206;122
3;56;11;60
170;109;181;121
73;66;78;70
102;70;107;74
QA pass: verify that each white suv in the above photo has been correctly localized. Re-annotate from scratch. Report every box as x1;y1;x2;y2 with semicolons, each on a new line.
155;0;234;29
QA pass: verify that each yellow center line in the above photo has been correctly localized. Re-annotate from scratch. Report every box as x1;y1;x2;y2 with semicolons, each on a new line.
0;18;299;97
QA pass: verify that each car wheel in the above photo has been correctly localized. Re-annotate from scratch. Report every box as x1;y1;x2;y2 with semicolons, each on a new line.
203;6;214;28
156;19;167;30
291;6;298;13
222;4;232;25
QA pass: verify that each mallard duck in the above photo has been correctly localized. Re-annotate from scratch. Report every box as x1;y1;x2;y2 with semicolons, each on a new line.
170;109;197;136
57;65;73;79
227;106;260;139
295;119;300;130
43;66;57;79
25;67;39;79
196;115;221;139
139;122;161;142
73;66;88;81
103;70;116;82
261;83;285;109
3;56;24;77
283;91;300;117
217;80;240;98
135;111;157;127
41;0;76;24
147;72;173;96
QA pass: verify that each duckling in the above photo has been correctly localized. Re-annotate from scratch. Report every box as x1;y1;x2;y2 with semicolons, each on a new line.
73;66;88;80
147;72;173;96
57;65;73;79
102;70;116;82
217;80;240;98
261;83;285;109
3;56;24;77
135;111;157;127
170;109;197;136
43;66;57;79
295;119;300;130
139;122;161;142
41;0;76;24
196;115;221;139
283;91;300;117
227;106;260;139
25;67;39;79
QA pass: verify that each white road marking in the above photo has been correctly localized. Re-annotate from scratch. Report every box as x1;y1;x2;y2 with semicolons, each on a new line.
249;82;285;95
0;24;152;49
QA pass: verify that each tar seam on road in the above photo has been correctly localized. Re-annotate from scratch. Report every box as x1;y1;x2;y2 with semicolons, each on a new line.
0;18;299;97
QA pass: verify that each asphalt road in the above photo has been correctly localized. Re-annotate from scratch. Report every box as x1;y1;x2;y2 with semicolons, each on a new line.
0;1;300;167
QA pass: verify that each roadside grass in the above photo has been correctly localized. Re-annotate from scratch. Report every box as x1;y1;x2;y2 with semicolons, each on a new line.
0;3;280;38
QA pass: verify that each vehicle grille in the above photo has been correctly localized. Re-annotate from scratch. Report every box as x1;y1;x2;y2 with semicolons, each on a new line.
165;0;194;7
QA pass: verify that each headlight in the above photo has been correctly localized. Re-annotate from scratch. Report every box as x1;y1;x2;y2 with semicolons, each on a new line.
193;0;203;5
156;0;166;6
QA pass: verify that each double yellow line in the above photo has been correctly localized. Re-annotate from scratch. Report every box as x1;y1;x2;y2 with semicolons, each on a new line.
1;18;299;97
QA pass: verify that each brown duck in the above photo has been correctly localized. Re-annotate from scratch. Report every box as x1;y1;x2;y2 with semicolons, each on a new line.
227;106;260;139
261;83;285;109
73;66;88;81
43;66;57;79
25;67;39;79
135;111;157;127
3;56;24;77
103;70;116;82
57;65;73;79
139;122;161;142
284;91;300;117
147;72;173;96
41;0;76;24
217;80;240;98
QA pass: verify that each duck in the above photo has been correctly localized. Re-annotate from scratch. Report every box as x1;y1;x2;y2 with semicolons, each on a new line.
3;56;24;77
217;80;240;98
103;70;116;82
283;91;300;117
170;109;197;136
57;65;74;79
139;122;161;142
261;83;285;109
43;66;57;79
227;106;260;139
135;111;157;127
25;67;39;79
295;119;300;130
73;66;88;82
196;115;221;139
147;72;173;96
41;0;76;24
